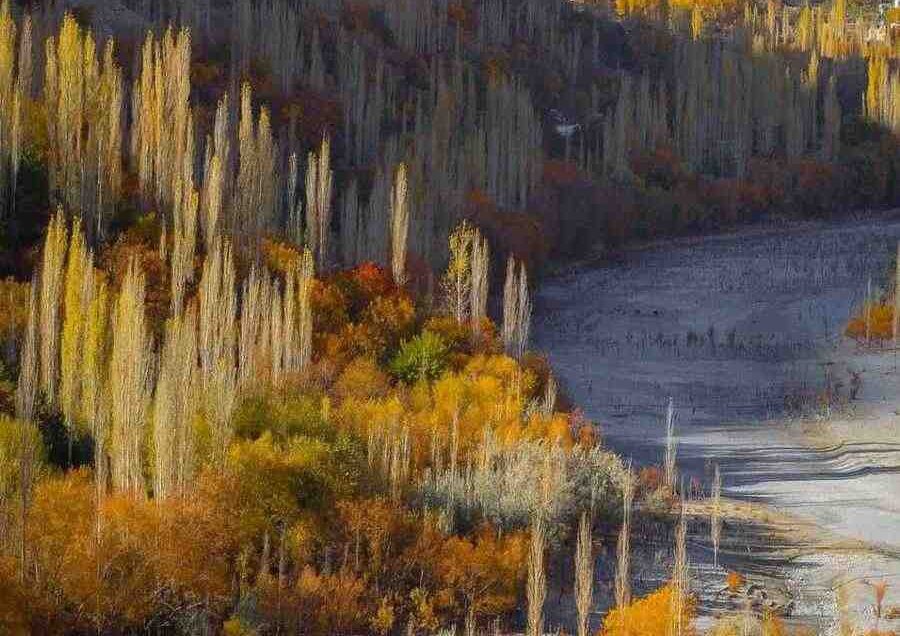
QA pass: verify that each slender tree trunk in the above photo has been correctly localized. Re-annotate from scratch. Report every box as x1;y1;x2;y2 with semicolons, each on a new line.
615;464;634;608
575;511;593;636
527;512;546;636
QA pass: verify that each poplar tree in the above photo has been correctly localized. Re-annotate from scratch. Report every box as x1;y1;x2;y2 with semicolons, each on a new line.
238;264;271;388
15;13;30;100
502;257;531;359
15;278;38;423
38;212;68;406
798;3;813;51
198;238;238;464
282;265;298;376
171;184;199;316
81;274;109;495
305;135;333;271
390;163;410;286
0;0;21;216
269;285;284;386
691;5;704;40
109;259;154;497
234;84;276;250
130;27;193;212
60;218;93;464
526;511;546;636
0;1;15;129
94;41;124;241
9;13;28;213
574;511;593;636
516;263;532;360
44;15;123;241
286;151;303;245
831;0;846;41
671;501;690;636
470;229;490;336
297;247;314;373
153;306;198;499
614;463;634;608
1;415;40;582
201;94;230;248
444;222;474;324
543;374;558;416
502;256;517;355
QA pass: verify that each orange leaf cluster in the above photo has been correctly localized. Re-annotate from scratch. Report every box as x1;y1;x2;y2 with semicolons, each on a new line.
599;583;695;636
846;302;895;342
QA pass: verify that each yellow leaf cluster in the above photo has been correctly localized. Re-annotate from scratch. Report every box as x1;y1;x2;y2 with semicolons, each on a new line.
599;583;695;636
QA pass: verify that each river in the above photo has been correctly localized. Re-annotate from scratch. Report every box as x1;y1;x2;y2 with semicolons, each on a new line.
533;216;900;631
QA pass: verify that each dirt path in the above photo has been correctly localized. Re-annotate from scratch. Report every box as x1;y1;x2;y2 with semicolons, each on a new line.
533;215;900;632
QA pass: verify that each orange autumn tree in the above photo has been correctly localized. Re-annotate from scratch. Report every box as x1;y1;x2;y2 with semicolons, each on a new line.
24;470;159;632
599;583;695;636
846;302;894;342
436;525;528;627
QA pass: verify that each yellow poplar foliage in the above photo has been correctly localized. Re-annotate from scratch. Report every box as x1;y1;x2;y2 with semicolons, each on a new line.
617;0;739;20
38;212;68;405
60;218;91;428
44;14;122;230
80;275;108;425
599;583;695;636
338;353;572;473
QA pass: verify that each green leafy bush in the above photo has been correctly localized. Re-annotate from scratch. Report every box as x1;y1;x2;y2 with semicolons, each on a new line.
389;330;449;384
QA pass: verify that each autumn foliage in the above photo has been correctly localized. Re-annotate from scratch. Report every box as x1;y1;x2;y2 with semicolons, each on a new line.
846;302;895;342
725;570;746;593
599;583;696;636
0;218;568;634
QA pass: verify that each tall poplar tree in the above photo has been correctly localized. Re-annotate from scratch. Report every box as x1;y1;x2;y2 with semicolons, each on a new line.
109;259;154;496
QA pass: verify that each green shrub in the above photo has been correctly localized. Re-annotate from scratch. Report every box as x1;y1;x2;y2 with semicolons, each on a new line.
389;330;449;384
